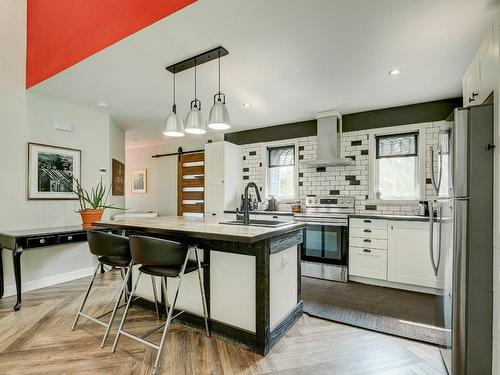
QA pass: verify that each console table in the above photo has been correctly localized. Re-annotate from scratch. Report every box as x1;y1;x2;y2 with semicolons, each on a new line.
0;226;96;311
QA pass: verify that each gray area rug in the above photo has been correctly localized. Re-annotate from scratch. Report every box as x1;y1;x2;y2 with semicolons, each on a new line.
302;276;447;345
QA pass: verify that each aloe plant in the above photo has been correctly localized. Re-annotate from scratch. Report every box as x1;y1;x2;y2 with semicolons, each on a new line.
69;177;124;211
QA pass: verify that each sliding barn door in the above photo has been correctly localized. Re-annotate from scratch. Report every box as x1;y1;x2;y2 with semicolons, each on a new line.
177;152;205;216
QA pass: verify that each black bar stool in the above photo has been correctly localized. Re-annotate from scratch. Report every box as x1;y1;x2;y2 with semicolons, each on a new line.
112;235;209;374
71;231;161;348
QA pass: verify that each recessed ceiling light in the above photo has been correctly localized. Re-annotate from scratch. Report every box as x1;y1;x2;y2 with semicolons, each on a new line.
242;103;251;108
388;69;401;76
97;102;109;108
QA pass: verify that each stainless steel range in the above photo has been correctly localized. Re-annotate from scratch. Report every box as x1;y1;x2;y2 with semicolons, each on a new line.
294;196;355;282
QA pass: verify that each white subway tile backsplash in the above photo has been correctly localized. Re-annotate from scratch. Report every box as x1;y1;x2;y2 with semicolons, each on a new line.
239;121;441;214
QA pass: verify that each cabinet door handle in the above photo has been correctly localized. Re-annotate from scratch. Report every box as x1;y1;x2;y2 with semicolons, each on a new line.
472;92;479;98
211;213;216;216
364;229;372;233
363;249;371;253
40;239;46;244
468;97;475;103
67;236;73;241
363;220;372;223
273;215;278;219
363;239;371;243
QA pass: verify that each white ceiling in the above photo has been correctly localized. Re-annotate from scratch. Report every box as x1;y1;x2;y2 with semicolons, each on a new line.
30;0;498;148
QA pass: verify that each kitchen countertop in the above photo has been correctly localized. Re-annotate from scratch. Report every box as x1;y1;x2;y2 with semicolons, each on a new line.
94;216;304;243
223;210;294;216
349;214;431;222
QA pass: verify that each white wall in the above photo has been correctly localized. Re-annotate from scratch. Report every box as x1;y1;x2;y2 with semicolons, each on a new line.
125;138;206;215
0;0;124;296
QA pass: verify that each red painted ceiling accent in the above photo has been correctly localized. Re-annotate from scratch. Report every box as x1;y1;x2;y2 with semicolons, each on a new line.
26;0;195;88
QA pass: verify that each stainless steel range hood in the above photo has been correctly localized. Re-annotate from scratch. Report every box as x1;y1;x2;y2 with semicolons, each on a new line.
302;110;355;167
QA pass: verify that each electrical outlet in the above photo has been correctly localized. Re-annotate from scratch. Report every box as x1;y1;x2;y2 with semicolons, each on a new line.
99;168;107;176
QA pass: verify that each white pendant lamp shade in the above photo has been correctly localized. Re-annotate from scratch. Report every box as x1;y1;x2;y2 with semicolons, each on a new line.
164;110;184;137
208;94;230;130
185;100;206;134
164;72;185;137
184;62;206;135
208;54;230;130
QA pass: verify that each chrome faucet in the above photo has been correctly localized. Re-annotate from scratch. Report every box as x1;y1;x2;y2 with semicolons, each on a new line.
242;182;262;225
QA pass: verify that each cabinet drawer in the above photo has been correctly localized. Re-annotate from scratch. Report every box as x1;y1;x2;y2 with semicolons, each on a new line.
58;232;87;244
25;235;57;248
349;227;387;239
350;218;387;230
349;237;387;250
349;247;387;280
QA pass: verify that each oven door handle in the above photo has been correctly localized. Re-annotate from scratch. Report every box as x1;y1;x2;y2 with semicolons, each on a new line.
294;221;347;227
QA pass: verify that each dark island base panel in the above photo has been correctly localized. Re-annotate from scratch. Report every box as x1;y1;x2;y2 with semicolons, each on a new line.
133;298;304;355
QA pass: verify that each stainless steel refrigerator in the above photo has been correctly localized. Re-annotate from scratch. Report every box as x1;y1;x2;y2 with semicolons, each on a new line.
429;104;494;375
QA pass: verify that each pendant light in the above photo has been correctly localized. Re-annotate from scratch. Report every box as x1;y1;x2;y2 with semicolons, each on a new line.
208;51;230;130
164;69;185;137
185;60;206;135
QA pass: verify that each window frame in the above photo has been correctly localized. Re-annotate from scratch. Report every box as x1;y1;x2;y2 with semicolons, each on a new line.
368;124;426;202
262;140;299;201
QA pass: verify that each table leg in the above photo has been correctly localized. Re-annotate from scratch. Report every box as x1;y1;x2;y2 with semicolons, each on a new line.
12;248;22;311
0;248;4;299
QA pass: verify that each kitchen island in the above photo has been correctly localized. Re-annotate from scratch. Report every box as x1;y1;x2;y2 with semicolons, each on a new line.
94;216;305;355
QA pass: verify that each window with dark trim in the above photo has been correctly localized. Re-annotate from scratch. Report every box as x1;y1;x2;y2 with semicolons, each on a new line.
267;145;296;199
374;132;420;200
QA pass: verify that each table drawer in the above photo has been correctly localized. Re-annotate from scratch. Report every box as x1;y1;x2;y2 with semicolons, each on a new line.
25;235;57;249
349;236;387;250
349;227;387;239
349;247;387;280
58;232;87;244
350;218;387;230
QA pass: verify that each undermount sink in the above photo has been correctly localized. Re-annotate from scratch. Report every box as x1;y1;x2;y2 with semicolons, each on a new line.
219;219;293;228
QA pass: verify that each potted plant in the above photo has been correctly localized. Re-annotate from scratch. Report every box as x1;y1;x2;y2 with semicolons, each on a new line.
71;178;122;228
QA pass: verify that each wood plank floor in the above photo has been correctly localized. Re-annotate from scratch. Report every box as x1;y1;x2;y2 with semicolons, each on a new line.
0;270;447;374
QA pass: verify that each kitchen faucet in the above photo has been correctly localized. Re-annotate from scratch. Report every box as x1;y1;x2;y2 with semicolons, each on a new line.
241;182;261;225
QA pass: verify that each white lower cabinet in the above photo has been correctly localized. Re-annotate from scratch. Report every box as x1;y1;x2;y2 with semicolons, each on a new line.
349;247;387;280
387;220;439;288
349;218;439;290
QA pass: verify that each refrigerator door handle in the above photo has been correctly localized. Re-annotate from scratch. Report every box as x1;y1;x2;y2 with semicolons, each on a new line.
428;200;438;276
430;146;443;195
435;205;442;276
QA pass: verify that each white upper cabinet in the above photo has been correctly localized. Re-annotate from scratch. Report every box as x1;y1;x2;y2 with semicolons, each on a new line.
204;141;242;217
387;220;440;288
463;24;497;107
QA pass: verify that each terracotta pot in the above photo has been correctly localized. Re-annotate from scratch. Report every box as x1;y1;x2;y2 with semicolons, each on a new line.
79;209;104;228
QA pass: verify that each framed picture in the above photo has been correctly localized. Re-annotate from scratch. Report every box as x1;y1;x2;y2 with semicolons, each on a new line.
131;169;147;194
28;142;81;200
112;159;125;196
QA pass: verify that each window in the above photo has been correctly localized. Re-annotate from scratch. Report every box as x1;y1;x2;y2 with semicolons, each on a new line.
267;145;296;199
374;132;419;200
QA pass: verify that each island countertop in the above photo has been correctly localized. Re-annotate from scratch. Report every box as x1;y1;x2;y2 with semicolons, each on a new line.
94;216;305;243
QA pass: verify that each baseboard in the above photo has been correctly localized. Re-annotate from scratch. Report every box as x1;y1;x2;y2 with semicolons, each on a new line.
3;266;95;298
349;275;439;295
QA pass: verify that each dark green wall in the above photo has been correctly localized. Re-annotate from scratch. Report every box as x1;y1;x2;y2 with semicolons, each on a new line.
224;97;462;145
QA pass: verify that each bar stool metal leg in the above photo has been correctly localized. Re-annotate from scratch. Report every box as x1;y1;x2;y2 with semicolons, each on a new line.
194;247;210;337
112;271;142;353
71;262;101;331
151;275;160;320
101;261;133;348
152;254;189;374
161;277;169;317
